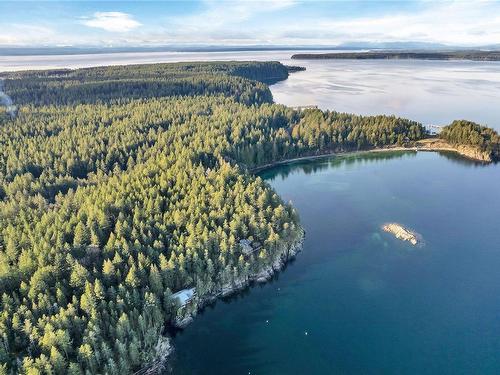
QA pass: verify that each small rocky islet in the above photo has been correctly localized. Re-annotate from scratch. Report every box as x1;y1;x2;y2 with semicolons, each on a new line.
382;223;422;246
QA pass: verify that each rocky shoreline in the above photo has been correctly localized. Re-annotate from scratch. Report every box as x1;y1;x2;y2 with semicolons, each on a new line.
413;138;493;163
175;228;305;328
140;229;305;374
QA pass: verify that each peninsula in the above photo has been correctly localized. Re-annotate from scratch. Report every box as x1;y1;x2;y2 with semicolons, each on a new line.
0;60;498;375
291;50;500;61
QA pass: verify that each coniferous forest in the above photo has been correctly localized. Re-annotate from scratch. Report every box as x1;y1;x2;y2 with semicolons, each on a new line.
0;62;428;374
440;120;500;161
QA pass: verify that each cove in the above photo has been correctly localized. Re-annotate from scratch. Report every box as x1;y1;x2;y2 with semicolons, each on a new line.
171;150;500;374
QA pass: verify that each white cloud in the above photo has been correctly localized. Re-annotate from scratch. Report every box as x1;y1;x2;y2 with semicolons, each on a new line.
0;24;58;45
270;1;500;46
81;12;141;33
171;0;296;33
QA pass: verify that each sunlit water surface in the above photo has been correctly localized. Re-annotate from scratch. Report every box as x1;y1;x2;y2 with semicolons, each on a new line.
271;58;500;130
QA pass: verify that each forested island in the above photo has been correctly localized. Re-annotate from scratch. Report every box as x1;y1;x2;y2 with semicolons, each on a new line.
0;60;498;374
291;50;500;61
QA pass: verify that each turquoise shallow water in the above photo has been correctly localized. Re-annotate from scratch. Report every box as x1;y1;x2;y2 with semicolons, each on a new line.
171;151;500;374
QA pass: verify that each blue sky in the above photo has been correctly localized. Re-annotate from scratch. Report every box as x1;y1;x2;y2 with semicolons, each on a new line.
1;1;500;47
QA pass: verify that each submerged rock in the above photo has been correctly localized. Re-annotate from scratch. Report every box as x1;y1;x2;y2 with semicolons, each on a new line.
382;223;421;246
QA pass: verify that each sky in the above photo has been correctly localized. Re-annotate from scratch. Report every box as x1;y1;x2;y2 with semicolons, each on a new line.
1;0;500;47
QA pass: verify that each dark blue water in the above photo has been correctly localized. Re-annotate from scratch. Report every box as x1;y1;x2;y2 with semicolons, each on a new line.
172;151;500;374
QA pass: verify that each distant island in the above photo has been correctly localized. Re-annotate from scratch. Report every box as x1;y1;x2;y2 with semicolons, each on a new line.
291;50;500;61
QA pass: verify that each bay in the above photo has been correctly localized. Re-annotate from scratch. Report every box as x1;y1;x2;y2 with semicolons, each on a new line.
171;151;500;374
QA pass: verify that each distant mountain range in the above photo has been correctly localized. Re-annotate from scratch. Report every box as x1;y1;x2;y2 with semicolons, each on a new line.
1;42;499;56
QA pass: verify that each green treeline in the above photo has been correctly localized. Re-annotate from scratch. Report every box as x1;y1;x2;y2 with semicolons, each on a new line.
440;120;500;161
0;62;426;374
440;120;500;160
0;61;292;106
291;50;500;61
231;108;425;168
290;110;424;151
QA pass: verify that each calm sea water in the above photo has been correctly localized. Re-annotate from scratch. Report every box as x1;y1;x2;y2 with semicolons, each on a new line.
171;151;500;374
271;59;500;130
1;50;499;129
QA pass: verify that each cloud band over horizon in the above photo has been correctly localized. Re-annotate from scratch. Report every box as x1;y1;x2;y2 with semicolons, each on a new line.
1;0;500;47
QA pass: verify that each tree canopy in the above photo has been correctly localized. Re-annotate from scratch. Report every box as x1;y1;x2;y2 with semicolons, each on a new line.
0;61;427;374
440;120;499;161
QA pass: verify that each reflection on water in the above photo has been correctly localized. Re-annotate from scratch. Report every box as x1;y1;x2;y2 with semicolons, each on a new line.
435;150;496;167
263;150;412;180
263;149;494;183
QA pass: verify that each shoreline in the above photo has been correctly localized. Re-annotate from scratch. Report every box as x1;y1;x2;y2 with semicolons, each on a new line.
142;229;305;374
249;147;406;174
250;140;492;174
138;72;487;372
177;228;305;326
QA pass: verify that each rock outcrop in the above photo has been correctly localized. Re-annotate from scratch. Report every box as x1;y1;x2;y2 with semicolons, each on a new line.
135;337;174;375
415;138;492;162
173;229;305;329
382;223;421;246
